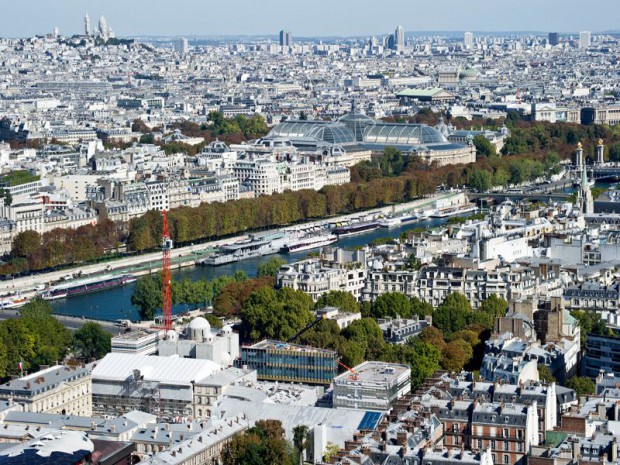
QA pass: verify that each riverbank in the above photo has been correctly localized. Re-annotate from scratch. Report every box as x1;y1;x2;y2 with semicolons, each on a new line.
4;192;463;297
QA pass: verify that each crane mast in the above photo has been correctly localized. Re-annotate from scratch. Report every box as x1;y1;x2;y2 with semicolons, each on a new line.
162;211;173;332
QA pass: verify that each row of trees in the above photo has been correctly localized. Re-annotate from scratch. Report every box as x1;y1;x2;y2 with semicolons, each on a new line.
1;220;124;276
126;173;435;252
0;299;111;377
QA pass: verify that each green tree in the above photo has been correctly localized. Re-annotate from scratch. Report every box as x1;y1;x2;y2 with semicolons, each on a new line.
411;296;433;319
433;293;472;336
72;322;111;360
371;292;413;319
241;287;314;341
473;294;508;329
293;425;309;465
407;339;442;389
566;376;595;396
205;314;223;329
223;420;295;465
492;168;510;187
570;310;610;349
257;256;286;278
468;169;493;192
131;275;162;320
343;318;385;360
379;146;405;176
0;319;36;375
315;291;359;313
323;442;341;463
473;135;497;157
17;299;72;370
538;364;556;383
609;142;620;162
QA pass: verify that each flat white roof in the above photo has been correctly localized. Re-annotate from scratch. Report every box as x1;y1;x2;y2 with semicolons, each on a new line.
92;353;220;386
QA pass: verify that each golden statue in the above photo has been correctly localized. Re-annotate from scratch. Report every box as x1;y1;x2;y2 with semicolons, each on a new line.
577;142;582;149
599;138;604;146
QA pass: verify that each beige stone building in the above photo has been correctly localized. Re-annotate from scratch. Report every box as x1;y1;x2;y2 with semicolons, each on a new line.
0;364;93;416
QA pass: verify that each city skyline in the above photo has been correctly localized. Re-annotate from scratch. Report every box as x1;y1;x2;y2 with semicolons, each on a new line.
2;0;619;38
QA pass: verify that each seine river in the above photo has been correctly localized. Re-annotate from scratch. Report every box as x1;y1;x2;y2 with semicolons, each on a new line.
49;217;452;321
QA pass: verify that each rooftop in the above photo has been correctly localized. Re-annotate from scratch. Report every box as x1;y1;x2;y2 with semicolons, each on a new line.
247;340;338;356
334;361;410;386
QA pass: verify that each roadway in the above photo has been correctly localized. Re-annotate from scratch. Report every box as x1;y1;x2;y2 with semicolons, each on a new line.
0;308;127;335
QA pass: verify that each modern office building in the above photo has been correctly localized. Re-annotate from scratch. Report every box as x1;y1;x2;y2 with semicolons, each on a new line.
583;333;620;378
394;26;405;51
332;361;411;411
173;37;189;54
111;330;162;356
579;31;591;49
464;31;474;48
238;340;338;385
548;32;560;46
279;30;292;47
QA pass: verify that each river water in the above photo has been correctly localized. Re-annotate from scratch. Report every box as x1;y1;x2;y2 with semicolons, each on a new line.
50;217;452;321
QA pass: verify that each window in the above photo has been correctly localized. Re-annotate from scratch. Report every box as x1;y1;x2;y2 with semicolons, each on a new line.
504;441;509;451
504;455;509;464
503;428;509;438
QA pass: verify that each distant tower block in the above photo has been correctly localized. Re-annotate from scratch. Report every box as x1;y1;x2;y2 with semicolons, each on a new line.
575;142;583;167
597;139;605;164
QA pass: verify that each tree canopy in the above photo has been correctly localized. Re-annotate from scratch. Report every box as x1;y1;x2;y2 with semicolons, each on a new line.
241;287;314;341
72;322;111;361
315;291;359;313
433;293;473;336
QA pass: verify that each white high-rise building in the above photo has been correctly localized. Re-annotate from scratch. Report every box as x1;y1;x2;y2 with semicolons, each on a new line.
84;13;91;36
394;25;405;51
579;31;591;49
464;31;474;48
174;37;189;54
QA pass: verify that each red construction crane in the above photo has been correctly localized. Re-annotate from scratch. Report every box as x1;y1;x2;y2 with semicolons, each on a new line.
161;210;173;332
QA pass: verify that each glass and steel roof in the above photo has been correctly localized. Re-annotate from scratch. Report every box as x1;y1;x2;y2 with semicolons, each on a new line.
268;120;356;145
338;113;376;142
362;123;448;145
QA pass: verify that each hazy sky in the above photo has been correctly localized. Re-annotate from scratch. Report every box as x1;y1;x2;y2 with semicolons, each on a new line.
3;0;619;38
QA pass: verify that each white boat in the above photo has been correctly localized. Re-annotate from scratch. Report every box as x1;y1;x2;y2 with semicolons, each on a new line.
430;204;478;218
41;291;68;301
0;296;30;309
197;231;290;266
378;217;402;228
399;213;419;224
282;234;338;253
